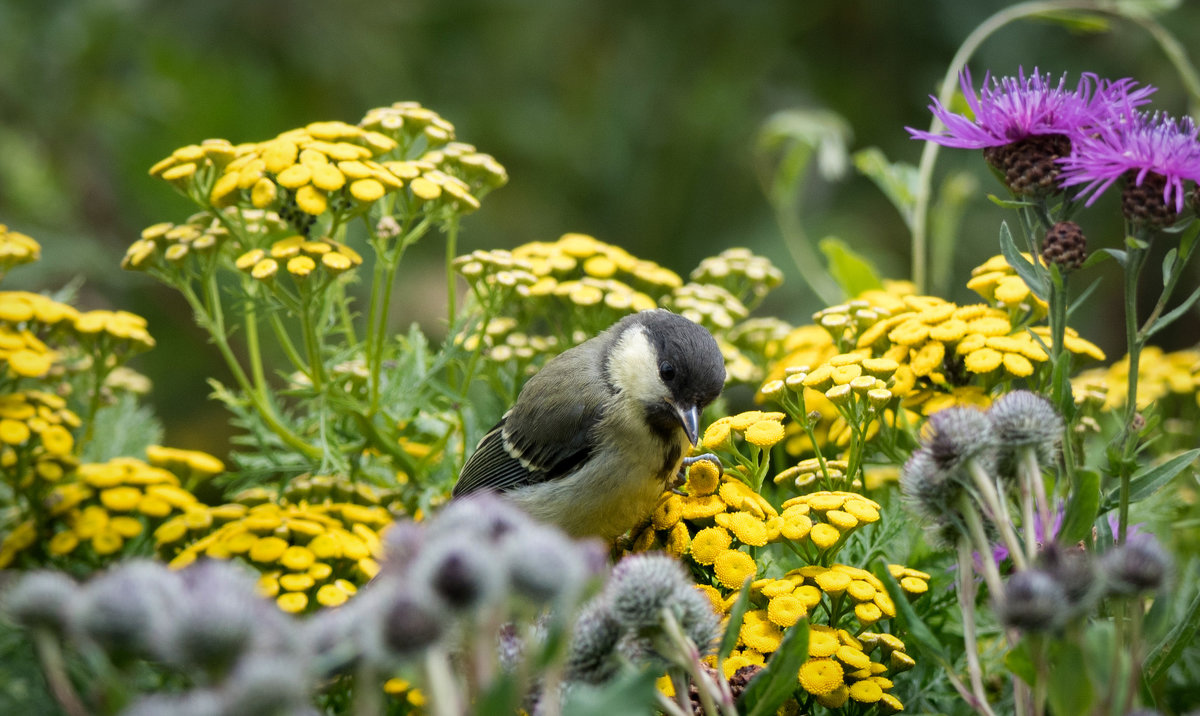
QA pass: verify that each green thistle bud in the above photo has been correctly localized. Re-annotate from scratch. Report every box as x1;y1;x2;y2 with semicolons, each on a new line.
503;525;587;605
998;569;1066;632
900;448;961;525
607;553;690;631
3;570;76;632
168;560;262;675
70;560;183;661
222;654;310;716
987;390;1062;478
565;599;622;685
924;406;997;473
1103;534;1171;596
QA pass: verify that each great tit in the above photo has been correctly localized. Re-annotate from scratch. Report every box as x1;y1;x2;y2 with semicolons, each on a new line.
453;309;726;540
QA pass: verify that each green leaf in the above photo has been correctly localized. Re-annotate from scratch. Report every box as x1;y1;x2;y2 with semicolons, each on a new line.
999;222;1049;299
1032;9;1111;32
1125;235;1151;251
875;560;950;663
1086;247;1125;268
1005;640;1036;686
1146;284;1200;338
1145;577;1200;684
471;672;522;716
562;668;659;716
853;147;917;229
1047;641;1094;716
1162;247;1178;285
1066;278;1102;320
819;237;883;298
1102;449;1200;511
719;578;754;662
740;619;809;716
1060;469;1101;544
986;194;1037;210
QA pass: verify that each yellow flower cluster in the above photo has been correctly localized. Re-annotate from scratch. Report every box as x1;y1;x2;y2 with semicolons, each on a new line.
701;410;789;453
966;253;1049;318
453;249;539;302
1073;346;1200;412
0;224;41;278
512;233;678;311
235;235;364;283
72;309;155;355
40;457;203;562
0;321;57;380
0;391;80;485
766;352;899;448
777;492;881;556
662;282;749;332
689;247;784;310
145;444;226;485
457;316;561;367
124;209;290;272
795;628;912;710
157;489;393;614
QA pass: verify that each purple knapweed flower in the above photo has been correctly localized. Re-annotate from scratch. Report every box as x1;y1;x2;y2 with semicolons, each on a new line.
907;67;1154;196
1058;111;1200;224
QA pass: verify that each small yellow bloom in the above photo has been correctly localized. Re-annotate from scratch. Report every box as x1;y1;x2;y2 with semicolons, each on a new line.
280;573;315;592
847;580;876;602
316;583;349;607
665;522;690;557
350;178;385;202
798;658;844;696
100;486;142;512
680;494;725;520
48;530;79;555
880;693;904;711
713;549;757;589
690;527;732;565
836;644;871;670
843;498;880;523
715;511;770;547
651;493;683;530
686;459;721;496
807;628;840;658
109;516;144;538
251;258;279;281
849;679;884;704
92;529;124;555
277;592;309;613
825;510;858;531
900;576;929;595
809;523;841;552
739;615;783;653
295;185;328;215
767;594;807;627
855;602;883;624
964;347;1003;373
744;419;786;449
814;569;851;594
250;536;289;563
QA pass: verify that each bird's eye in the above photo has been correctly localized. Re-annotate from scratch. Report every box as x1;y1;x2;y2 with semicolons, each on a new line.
659;361;676;382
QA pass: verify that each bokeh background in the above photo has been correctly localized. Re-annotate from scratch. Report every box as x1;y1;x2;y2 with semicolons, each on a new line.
3;0;1199;457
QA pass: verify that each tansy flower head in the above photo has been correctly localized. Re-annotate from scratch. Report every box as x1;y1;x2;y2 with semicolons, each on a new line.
799;658;845;696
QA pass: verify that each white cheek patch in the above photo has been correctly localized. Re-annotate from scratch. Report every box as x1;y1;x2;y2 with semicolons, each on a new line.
607;327;668;402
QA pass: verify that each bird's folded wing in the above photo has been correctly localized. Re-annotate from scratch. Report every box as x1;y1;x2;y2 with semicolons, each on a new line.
453;364;606;496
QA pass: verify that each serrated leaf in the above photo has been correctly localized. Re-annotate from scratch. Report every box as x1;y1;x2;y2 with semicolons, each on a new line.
1060;469;1101;544
1102;449;1200;511
719;579;754;662
1146;284;1200;338
853;147;917;229
739;619;808;716
999;221;1049;299
819;237;883;298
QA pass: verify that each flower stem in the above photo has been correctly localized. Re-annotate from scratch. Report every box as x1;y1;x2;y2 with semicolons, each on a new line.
960;494;1005;599
967;458;1028;571
33;629;87;716
1117;239;1149;544
956;539;997;716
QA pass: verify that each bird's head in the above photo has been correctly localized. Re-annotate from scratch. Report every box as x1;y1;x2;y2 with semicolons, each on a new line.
604;310;726;445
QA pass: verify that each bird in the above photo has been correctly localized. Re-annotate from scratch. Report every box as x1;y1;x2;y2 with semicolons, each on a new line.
452;309;726;540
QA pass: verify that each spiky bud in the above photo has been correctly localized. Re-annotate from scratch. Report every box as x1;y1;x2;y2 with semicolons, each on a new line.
982;134;1071;197
3;570;77;632
564;599;622;685
1041;221;1087;272
1103;533;1171;596
923;406;997;473
987;390;1063;478
997;569;1066;632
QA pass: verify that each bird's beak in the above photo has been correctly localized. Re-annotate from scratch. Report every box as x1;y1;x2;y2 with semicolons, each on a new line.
674;403;701;447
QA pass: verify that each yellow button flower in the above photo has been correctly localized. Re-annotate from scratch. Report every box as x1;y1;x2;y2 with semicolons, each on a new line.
686;459;721;496
100;486;142;512
767;594;807;627
855;602;883;624
739;615;783;653
814;569;851;594
798;658;844;696
825;510;858;531
690;527;732;565
810;523;841;550
48;530;79;556
277;592;309;614
849;679;884;704
651;494;683;530
713;549;757;589
250;536;289;563
715;511;770;547
745;419;786;449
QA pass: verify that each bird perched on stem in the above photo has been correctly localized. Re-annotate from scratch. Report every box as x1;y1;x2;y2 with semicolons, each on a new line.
453;309;726;540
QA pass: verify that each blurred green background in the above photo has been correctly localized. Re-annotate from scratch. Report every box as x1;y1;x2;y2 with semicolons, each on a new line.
2;0;1198;457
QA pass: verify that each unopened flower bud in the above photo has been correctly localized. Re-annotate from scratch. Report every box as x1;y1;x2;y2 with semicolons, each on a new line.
1041;221;1087;272
565;599;622;685
998;569;1066;632
1037;544;1098;612
413;534;501;612
70;560;183;660
923;406;997;472
222;654;309;716
4;570;76;632
1103;534;1171;596
987;390;1062;478
503;524;586;605
381;588;444;657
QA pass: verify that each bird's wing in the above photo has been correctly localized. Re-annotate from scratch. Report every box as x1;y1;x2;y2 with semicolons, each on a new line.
453;352;608;497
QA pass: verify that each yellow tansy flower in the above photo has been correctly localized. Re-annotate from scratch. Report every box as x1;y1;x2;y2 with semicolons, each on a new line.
715;511;770;547
690;526;731;565
799;658;844;696
713;549;757;589
767;594;807;627
740;615;783;653
810;523;841;550
745;419;786;449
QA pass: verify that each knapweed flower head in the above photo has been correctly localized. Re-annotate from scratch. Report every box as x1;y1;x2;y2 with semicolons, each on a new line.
908;67;1153;196
1059;111;1200;223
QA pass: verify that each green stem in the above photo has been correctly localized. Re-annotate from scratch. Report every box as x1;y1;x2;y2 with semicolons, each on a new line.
445;214;461;329
33;630;88;716
956;540;998;716
1118;241;1149;544
267;310;308;374
968;458;1028;571
961;494;1005;599
299;292;326;393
